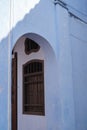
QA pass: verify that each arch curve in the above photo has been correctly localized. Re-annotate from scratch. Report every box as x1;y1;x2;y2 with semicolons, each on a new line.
11;32;59;130
12;32;57;62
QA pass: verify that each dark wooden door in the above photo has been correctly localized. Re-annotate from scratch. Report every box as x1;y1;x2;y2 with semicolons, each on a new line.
11;52;17;130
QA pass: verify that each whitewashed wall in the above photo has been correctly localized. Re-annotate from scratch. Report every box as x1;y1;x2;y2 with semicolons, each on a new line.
13;36;46;130
13;34;58;130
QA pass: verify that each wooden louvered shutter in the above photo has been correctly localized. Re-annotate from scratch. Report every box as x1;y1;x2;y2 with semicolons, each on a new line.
11;52;17;130
23;60;45;115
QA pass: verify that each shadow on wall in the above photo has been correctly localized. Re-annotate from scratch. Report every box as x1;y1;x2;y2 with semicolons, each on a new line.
0;0;54;130
0;0;53;85
0;0;56;91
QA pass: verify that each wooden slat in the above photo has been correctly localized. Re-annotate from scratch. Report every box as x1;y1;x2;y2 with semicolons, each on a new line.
23;60;45;115
11;52;17;130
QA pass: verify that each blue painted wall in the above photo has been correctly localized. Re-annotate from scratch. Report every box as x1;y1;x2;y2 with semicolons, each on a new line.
0;0;87;130
0;39;8;130
63;0;87;21
70;17;87;130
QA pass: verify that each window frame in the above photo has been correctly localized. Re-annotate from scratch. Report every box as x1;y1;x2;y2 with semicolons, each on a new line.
24;38;40;55
22;59;45;116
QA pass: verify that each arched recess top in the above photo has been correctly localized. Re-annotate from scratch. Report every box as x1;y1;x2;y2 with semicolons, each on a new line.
12;32;57;62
